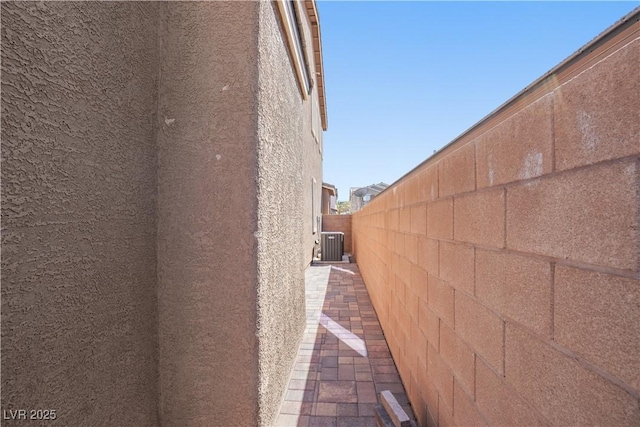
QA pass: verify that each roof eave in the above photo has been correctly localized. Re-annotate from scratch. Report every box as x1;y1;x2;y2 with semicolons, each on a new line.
304;0;328;130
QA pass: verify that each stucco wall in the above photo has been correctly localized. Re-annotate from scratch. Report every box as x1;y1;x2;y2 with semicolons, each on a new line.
3;2;323;426
1;2;160;425
255;2;323;425
299;2;324;266
156;3;261;426
321;187;333;214
352;28;640;427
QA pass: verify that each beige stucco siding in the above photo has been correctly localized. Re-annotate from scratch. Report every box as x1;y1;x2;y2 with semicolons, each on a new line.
156;2;262;426
1;2;160;425
299;0;324;267
2;2;324;425
255;1;322;425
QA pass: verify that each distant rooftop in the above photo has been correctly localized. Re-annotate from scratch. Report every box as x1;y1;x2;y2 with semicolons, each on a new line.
350;182;389;197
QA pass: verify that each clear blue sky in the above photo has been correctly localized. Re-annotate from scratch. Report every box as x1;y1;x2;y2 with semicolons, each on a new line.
318;1;638;201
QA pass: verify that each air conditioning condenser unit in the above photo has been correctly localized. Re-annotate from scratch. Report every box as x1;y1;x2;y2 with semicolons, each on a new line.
321;232;344;261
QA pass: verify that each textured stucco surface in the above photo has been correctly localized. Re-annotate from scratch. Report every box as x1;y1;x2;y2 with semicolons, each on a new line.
298;2;324;268
3;2;323;425
255;2;321;425
1;2;159;425
156;2;261;426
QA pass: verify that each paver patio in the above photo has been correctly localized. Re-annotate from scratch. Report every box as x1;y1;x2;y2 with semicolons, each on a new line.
275;263;415;427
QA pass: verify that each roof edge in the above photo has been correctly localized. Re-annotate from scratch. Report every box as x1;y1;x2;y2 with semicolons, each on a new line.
304;0;328;130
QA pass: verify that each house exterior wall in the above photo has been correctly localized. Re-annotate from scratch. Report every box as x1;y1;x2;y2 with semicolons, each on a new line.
321;187;331;214
2;2;325;426
321;186;337;214
155;3;261;426
322;214;352;253
352;28;639;427
298;3;324;266
255;1;322;425
350;189;365;213
1;2;160;425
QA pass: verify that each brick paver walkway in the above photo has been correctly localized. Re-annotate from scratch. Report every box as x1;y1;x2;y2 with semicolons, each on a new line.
275;263;415;427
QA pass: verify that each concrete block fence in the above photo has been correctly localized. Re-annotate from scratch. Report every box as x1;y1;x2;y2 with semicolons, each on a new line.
352;19;639;427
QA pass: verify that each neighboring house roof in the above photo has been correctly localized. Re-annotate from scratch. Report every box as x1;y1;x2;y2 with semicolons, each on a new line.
350;182;389;197
303;0;328;130
322;182;337;199
349;183;389;213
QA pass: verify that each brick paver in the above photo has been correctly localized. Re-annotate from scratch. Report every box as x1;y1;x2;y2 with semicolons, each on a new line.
275;264;415;427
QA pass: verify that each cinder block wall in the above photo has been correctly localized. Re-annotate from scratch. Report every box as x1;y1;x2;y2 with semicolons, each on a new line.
323;214;353;253
352;22;639;427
